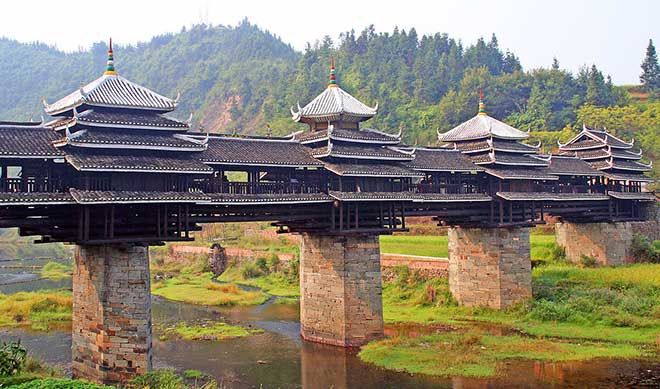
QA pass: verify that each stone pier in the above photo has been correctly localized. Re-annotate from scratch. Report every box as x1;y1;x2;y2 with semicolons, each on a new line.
555;222;633;266
72;245;152;385
447;227;532;309
299;233;383;347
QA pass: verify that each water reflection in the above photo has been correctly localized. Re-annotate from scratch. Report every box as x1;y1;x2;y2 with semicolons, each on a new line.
0;267;658;388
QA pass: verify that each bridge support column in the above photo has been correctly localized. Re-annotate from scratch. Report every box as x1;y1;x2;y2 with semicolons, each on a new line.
299;233;383;347
448;227;532;309
555;222;632;266
72;244;152;385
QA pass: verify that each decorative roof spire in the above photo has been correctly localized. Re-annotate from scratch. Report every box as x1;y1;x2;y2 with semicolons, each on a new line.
104;38;117;76
478;89;487;115
328;56;337;87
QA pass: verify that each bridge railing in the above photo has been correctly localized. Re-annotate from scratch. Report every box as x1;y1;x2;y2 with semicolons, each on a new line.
191;181;323;195
0;177;63;193
405;183;477;194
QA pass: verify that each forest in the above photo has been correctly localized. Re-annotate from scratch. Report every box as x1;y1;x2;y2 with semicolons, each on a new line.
0;20;657;185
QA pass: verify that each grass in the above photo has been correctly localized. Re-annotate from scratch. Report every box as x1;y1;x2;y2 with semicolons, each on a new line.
380;234;557;260
164;321;263;341
151;272;269;306
381;264;660;344
359;331;648;378
218;265;299;297
0;290;72;331
39;261;72;280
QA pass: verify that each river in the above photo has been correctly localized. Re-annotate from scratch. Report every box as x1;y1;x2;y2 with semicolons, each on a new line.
0;260;658;388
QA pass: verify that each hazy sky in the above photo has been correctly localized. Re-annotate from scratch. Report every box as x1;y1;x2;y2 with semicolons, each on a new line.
0;0;657;84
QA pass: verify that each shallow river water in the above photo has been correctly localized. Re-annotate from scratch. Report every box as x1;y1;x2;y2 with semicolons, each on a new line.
0;262;658;388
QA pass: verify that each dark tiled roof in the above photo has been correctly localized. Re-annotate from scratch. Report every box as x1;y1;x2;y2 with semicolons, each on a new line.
64;149;213;174
591;159;652;172
611;149;643;160
457;139;539;153
0;192;75;205
45;74;176;115
296;127;400;145
607;191;657;201
604;172;653;182
484;167;559;180
69;189;210;204
59;129;205;150
324;162;423;177
406;148;483;172
570;148;643;161
292;86;377;123
497;192;609;201
198;136;322;167
0;125;64;158
560;139;603;151
586;130;633;149
203;193;333;204
471;152;549;167
312;144;414;161
329;191;491;202
74;109;189;130
439;114;529;142
548;156;603;176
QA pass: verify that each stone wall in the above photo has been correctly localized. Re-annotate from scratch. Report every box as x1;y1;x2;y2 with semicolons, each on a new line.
447;227;532;309
631;203;660;241
72;245;152;385
299;233;383;347
380;254;448;281
555;222;633;266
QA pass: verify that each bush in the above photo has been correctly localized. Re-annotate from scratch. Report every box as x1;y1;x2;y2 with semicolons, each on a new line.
130;369;183;389
580;255;597;268
550;244;567;262
240;262;262;279
255;257;269;274
286;258;299;281
0;341;27;377
267;254;280;273
630;234;659;263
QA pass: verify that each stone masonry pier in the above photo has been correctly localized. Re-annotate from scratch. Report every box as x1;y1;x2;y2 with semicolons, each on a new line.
72;245;152;385
447;227;532;309
299;233;384;347
555;222;633;266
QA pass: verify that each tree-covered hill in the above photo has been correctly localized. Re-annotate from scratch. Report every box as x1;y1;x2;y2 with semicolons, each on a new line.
0;20;657;185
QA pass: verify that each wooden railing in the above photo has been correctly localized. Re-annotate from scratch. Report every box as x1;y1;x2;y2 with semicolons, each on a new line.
191;181;323;195
405;183;478;194
1;177;63;193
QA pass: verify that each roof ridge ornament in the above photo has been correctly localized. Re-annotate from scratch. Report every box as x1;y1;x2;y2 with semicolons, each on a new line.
42;96;50;110
477;89;487;116
104;38;117;76
186;112;193;126
328;55;337;88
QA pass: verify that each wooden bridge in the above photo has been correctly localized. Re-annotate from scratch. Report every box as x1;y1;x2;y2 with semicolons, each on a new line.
0;45;655;385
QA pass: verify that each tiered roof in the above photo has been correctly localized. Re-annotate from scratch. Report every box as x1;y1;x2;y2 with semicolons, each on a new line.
37;40;212;179
0;122;64;159
439;92;554;180
291;58;418;178
558;125;652;182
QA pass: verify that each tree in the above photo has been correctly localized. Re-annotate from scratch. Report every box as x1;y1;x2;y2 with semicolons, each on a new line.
640;39;660;96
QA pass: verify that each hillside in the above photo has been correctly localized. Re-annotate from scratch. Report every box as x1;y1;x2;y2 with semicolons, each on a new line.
0;21;657;185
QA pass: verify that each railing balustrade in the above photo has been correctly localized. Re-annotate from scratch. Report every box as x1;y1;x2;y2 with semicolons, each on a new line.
1;177;63;193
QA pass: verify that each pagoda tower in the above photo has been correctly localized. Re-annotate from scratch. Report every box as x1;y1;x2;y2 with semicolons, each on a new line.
558;125;652;192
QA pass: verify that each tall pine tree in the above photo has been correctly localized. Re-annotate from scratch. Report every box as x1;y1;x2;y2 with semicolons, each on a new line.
640;39;660;97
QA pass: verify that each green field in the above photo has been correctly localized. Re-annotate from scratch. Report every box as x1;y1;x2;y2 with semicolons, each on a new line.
380;234;556;259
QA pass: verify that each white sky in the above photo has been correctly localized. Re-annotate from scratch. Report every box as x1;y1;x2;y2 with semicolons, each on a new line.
0;0;657;85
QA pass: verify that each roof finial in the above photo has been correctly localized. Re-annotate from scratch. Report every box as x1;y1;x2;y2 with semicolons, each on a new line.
104;38;117;75
328;55;337;87
478;89;487;115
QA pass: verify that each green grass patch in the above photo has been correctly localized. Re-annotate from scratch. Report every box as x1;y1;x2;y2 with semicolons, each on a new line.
273;297;300;305
165;321;263;341
5;378;114;388
359;331;646;378
382;264;660;344
0;290;72;331
151;273;269;306
218;265;300;297
39;261;72;280
380;234;557;260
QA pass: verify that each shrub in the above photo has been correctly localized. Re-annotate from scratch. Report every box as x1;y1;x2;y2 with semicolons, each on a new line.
267;254;280;273
630;234;659;263
130;369;183;389
184;369;204;379
550;244;566;262
240;262;262;279
580;255;597;268
0;341;27;377
286;258;299;281
255;257;269;274
7;378;113;388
